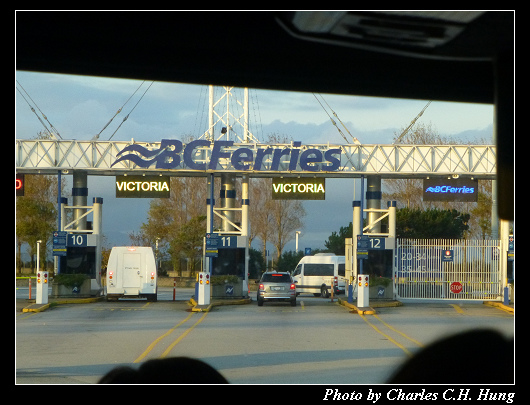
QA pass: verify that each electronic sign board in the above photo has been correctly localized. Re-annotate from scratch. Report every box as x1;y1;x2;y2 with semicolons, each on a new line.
423;178;478;202
116;175;170;198
272;177;325;200
16;174;24;196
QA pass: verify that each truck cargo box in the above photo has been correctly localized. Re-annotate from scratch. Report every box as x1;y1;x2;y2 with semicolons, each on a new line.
106;246;157;301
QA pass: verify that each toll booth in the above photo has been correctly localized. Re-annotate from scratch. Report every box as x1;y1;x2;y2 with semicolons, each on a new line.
53;197;103;296
204;234;249;298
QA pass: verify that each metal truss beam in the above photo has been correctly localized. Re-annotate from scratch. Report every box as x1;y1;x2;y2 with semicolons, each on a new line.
16;139;496;179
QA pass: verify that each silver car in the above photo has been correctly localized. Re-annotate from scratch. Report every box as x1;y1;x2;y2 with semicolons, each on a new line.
257;271;296;307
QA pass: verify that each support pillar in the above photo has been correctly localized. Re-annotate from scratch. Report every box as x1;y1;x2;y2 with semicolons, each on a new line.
242;174;250;297
387;201;397;238
72;171;88;231
366;175;381;233
500;219;510;303
92;197;103;291
220;173;236;232
352;200;362;299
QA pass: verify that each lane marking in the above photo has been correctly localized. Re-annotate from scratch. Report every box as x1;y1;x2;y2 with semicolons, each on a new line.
160;311;209;358
359;314;413;358
450;303;465;314
373;314;424;348
17;312;38;320
133;312;193;363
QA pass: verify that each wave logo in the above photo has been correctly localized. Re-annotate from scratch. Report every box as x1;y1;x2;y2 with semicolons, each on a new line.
111;140;182;169
425;186;474;194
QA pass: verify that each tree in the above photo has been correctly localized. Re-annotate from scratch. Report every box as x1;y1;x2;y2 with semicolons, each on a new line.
276;250;304;273
324;222;353;255
269;199;305;261
396;208;470;239
169;215;206;275
249;177;273;259
131;176;210;276
16;174;60;272
249;177;306;261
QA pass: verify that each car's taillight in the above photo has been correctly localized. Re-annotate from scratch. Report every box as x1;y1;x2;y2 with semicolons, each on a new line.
290;283;296;290
259;284;264;290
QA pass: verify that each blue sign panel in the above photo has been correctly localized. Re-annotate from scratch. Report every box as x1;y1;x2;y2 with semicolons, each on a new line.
218;236;237;249
205;233;219;257
205;233;219;247
357;235;386;251
52;231;67;256
442;249;454;262
67;234;88;247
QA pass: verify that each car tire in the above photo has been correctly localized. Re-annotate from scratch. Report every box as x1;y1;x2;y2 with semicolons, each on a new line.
290;298;296;307
321;285;329;298
257;298;264;306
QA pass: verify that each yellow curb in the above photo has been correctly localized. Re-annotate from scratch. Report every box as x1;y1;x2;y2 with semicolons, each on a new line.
189;297;252;312
22;303;50;313
483;301;514;314
337;298;376;315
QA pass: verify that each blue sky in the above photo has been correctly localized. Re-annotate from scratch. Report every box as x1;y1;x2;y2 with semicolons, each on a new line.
15;71;494;253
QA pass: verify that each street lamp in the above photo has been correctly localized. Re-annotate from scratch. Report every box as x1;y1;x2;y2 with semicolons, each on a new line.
36;240;42;273
295;231;301;252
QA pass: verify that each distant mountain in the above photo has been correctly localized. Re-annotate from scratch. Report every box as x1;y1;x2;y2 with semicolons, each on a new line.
259;120;494;146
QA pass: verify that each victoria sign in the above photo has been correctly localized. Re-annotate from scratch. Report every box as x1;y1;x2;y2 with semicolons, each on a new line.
272;177;325;200
116;175;170;198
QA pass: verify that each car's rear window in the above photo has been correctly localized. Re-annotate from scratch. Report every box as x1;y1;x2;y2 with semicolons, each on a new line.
261;273;291;282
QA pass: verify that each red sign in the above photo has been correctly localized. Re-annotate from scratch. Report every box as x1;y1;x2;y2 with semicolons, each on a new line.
16;174;24;196
450;282;463;294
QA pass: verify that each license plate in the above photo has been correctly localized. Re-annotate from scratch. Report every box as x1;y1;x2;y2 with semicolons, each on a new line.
271;286;284;291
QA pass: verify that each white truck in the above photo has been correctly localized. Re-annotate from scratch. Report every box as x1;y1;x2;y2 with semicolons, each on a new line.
106;246;157;301
291;253;346;298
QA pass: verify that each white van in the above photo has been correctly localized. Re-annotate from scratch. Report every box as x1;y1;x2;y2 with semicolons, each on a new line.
291;253;346;297
106;246;157;301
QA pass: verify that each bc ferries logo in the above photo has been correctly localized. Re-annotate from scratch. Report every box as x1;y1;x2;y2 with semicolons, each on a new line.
423;178;478;202
111;139;341;172
425;185;475;194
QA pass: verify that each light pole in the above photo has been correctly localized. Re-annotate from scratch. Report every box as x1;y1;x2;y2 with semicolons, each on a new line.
295;231;301;252
36;240;42;273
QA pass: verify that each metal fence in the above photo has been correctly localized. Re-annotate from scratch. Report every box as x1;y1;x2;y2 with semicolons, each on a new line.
394;239;502;301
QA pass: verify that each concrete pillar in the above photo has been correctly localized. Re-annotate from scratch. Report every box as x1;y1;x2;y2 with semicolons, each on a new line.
387;200;397;238
220;173;236;232
352;200;362;296
72;171;88;231
92;197;103;291
366;175;381;233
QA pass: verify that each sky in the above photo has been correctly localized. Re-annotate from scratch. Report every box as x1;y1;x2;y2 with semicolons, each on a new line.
15;71;494;255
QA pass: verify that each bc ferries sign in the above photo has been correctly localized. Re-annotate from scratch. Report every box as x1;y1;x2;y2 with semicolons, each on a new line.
111;139;341;173
423;178;478;202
